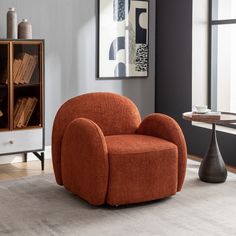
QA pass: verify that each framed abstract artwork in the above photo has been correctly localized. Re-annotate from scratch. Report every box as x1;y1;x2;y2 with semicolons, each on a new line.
98;0;149;79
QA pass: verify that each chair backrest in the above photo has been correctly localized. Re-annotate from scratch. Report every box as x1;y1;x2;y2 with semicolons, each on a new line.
52;92;141;185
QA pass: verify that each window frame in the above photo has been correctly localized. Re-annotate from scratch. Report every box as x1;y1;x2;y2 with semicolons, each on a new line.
208;0;236;127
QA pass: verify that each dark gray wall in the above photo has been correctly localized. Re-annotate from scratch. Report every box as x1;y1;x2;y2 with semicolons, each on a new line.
155;0;236;167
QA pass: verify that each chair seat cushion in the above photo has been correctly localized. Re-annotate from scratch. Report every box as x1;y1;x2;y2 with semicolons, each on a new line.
105;134;178;205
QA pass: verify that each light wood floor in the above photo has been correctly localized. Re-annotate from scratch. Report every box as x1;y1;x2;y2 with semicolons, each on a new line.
0;160;53;181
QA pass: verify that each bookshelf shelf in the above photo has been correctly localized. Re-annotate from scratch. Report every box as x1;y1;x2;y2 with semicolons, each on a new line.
14;125;42;130
14;83;40;88
0;40;44;170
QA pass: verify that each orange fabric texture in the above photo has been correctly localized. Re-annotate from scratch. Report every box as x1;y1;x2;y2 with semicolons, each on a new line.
51;92;187;205
136;113;187;191
52;92;141;185
105;135;178;205
61;118;108;205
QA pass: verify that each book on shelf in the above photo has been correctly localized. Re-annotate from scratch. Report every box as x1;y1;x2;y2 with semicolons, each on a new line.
14;53;38;85
192;111;221;121
14;53;30;84
13;97;38;128
14;97;27;128
13;98;22;118
19;54;32;84
13;59;22;82
23;97;38;127
0;53;38;85
22;55;38;84
17;97;33;128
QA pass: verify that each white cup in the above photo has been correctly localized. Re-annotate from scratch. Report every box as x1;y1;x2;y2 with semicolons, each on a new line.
193;105;208;113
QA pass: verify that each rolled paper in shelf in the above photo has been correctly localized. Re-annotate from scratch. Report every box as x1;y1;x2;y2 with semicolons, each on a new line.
0;110;3;117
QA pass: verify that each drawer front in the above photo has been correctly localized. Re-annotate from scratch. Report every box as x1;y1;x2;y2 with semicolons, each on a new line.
0;129;43;154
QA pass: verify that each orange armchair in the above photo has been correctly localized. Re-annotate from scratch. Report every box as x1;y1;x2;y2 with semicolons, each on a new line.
52;92;187;206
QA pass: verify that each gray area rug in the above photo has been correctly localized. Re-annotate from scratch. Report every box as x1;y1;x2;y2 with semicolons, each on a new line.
1;160;236;236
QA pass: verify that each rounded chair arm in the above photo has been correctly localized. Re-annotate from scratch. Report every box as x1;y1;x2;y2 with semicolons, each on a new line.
61;118;109;205
136;113;187;191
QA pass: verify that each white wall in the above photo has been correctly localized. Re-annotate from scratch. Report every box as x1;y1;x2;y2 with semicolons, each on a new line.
0;0;156;146
192;0;208;107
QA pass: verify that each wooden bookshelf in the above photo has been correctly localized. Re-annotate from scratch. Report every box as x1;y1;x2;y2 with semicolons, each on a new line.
0;42;9;131
0;40;44;170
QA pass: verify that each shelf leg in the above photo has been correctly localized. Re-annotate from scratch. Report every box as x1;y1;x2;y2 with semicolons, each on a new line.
33;152;45;171
23;153;27;162
41;152;45;171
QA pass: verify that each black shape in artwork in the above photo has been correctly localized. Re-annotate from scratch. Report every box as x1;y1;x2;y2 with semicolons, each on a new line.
114;63;126;77
135;44;148;72
109;36;125;60
113;0;131;22
136;8;147;44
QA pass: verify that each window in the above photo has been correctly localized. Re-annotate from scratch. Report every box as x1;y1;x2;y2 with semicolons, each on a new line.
210;0;236;113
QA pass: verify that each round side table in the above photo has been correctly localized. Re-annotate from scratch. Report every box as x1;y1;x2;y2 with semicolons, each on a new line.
183;112;236;183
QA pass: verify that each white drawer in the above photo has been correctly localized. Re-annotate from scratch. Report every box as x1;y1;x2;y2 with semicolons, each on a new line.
0;129;43;155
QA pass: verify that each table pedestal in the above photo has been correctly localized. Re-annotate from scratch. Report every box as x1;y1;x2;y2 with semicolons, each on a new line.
198;124;227;183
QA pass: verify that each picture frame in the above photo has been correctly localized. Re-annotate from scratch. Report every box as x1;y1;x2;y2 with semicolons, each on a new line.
97;0;149;79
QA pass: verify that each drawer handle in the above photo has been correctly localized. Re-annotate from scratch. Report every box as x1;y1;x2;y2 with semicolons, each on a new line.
9;140;14;144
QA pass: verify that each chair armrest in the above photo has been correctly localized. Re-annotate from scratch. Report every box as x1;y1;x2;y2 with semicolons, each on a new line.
136;113;187;191
61;118;109;205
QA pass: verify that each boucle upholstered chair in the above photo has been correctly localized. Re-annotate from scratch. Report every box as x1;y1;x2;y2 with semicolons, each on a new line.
52;92;187;206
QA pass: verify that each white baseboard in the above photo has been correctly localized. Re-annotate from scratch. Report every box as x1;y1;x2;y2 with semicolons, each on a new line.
0;146;51;165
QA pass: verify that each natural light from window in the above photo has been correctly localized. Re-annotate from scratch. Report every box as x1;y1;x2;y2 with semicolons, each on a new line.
212;0;236;113
213;0;236;20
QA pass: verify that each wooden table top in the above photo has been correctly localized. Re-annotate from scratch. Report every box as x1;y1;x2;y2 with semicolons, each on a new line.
182;112;236;124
